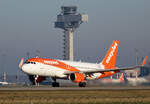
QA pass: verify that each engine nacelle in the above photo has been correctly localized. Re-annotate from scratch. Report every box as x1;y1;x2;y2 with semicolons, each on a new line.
69;73;85;83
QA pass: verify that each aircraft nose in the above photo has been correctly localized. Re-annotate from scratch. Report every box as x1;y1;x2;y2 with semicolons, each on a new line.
22;64;27;72
22;64;32;74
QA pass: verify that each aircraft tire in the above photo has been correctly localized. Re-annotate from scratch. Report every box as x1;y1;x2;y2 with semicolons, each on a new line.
52;82;60;87
79;82;86;87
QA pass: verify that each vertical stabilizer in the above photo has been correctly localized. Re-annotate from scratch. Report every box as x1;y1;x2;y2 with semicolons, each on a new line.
141;56;148;66
101;40;119;69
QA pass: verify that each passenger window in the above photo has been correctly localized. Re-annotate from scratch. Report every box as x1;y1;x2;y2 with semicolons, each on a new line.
25;61;36;64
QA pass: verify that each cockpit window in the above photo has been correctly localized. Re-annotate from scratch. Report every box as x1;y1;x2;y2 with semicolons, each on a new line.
24;61;36;64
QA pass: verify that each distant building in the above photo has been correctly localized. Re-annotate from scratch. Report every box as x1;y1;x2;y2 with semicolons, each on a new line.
125;67;150;78
139;67;150;77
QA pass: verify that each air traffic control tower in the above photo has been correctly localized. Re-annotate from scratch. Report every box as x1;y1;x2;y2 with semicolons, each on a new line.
55;6;88;61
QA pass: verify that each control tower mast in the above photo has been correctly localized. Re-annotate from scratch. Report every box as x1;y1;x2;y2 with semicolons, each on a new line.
55;6;88;61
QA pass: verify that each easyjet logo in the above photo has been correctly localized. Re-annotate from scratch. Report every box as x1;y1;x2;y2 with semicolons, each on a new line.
44;60;59;65
106;42;118;64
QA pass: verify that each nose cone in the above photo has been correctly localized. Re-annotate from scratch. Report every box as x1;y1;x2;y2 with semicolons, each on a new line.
22;64;27;73
22;64;32;74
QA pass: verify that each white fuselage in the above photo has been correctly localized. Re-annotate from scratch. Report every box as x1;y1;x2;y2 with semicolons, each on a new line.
0;82;9;85
22;60;104;79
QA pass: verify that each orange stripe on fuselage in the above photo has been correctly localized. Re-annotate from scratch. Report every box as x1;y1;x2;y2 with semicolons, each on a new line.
26;58;80;72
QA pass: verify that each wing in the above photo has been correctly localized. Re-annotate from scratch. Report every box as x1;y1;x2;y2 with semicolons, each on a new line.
63;66;141;75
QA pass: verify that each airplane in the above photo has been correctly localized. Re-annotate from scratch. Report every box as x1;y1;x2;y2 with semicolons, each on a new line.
0;81;9;85
125;56;149;86
99;55;148;85
19;40;142;87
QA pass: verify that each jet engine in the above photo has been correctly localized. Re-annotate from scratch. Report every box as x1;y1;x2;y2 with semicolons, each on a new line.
69;73;85;83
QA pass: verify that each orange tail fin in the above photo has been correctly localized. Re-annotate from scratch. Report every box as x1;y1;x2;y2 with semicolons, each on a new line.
101;40;119;69
141;56;148;66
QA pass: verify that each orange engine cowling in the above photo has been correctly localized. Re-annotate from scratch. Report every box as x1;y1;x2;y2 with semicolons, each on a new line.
69;73;85;83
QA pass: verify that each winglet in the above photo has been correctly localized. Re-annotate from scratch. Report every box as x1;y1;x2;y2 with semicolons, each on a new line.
101;40;119;69
141;56;148;66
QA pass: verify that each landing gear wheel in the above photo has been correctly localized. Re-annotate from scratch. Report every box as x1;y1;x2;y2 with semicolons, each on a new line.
52;82;60;87
51;77;60;87
79;82;86;87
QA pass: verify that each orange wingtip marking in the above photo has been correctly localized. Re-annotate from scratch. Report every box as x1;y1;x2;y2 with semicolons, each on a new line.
141;56;148;66
27;58;80;72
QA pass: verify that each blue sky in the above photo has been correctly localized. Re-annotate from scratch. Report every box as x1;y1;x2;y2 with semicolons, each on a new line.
0;0;150;75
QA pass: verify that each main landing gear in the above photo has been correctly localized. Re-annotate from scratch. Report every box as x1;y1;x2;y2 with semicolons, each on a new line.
79;82;86;87
52;78;60;87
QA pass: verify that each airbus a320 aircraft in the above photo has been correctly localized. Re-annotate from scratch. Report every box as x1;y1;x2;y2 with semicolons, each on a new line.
19;40;141;87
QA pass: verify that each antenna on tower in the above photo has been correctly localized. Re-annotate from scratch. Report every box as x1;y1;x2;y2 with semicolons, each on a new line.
55;6;88;61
